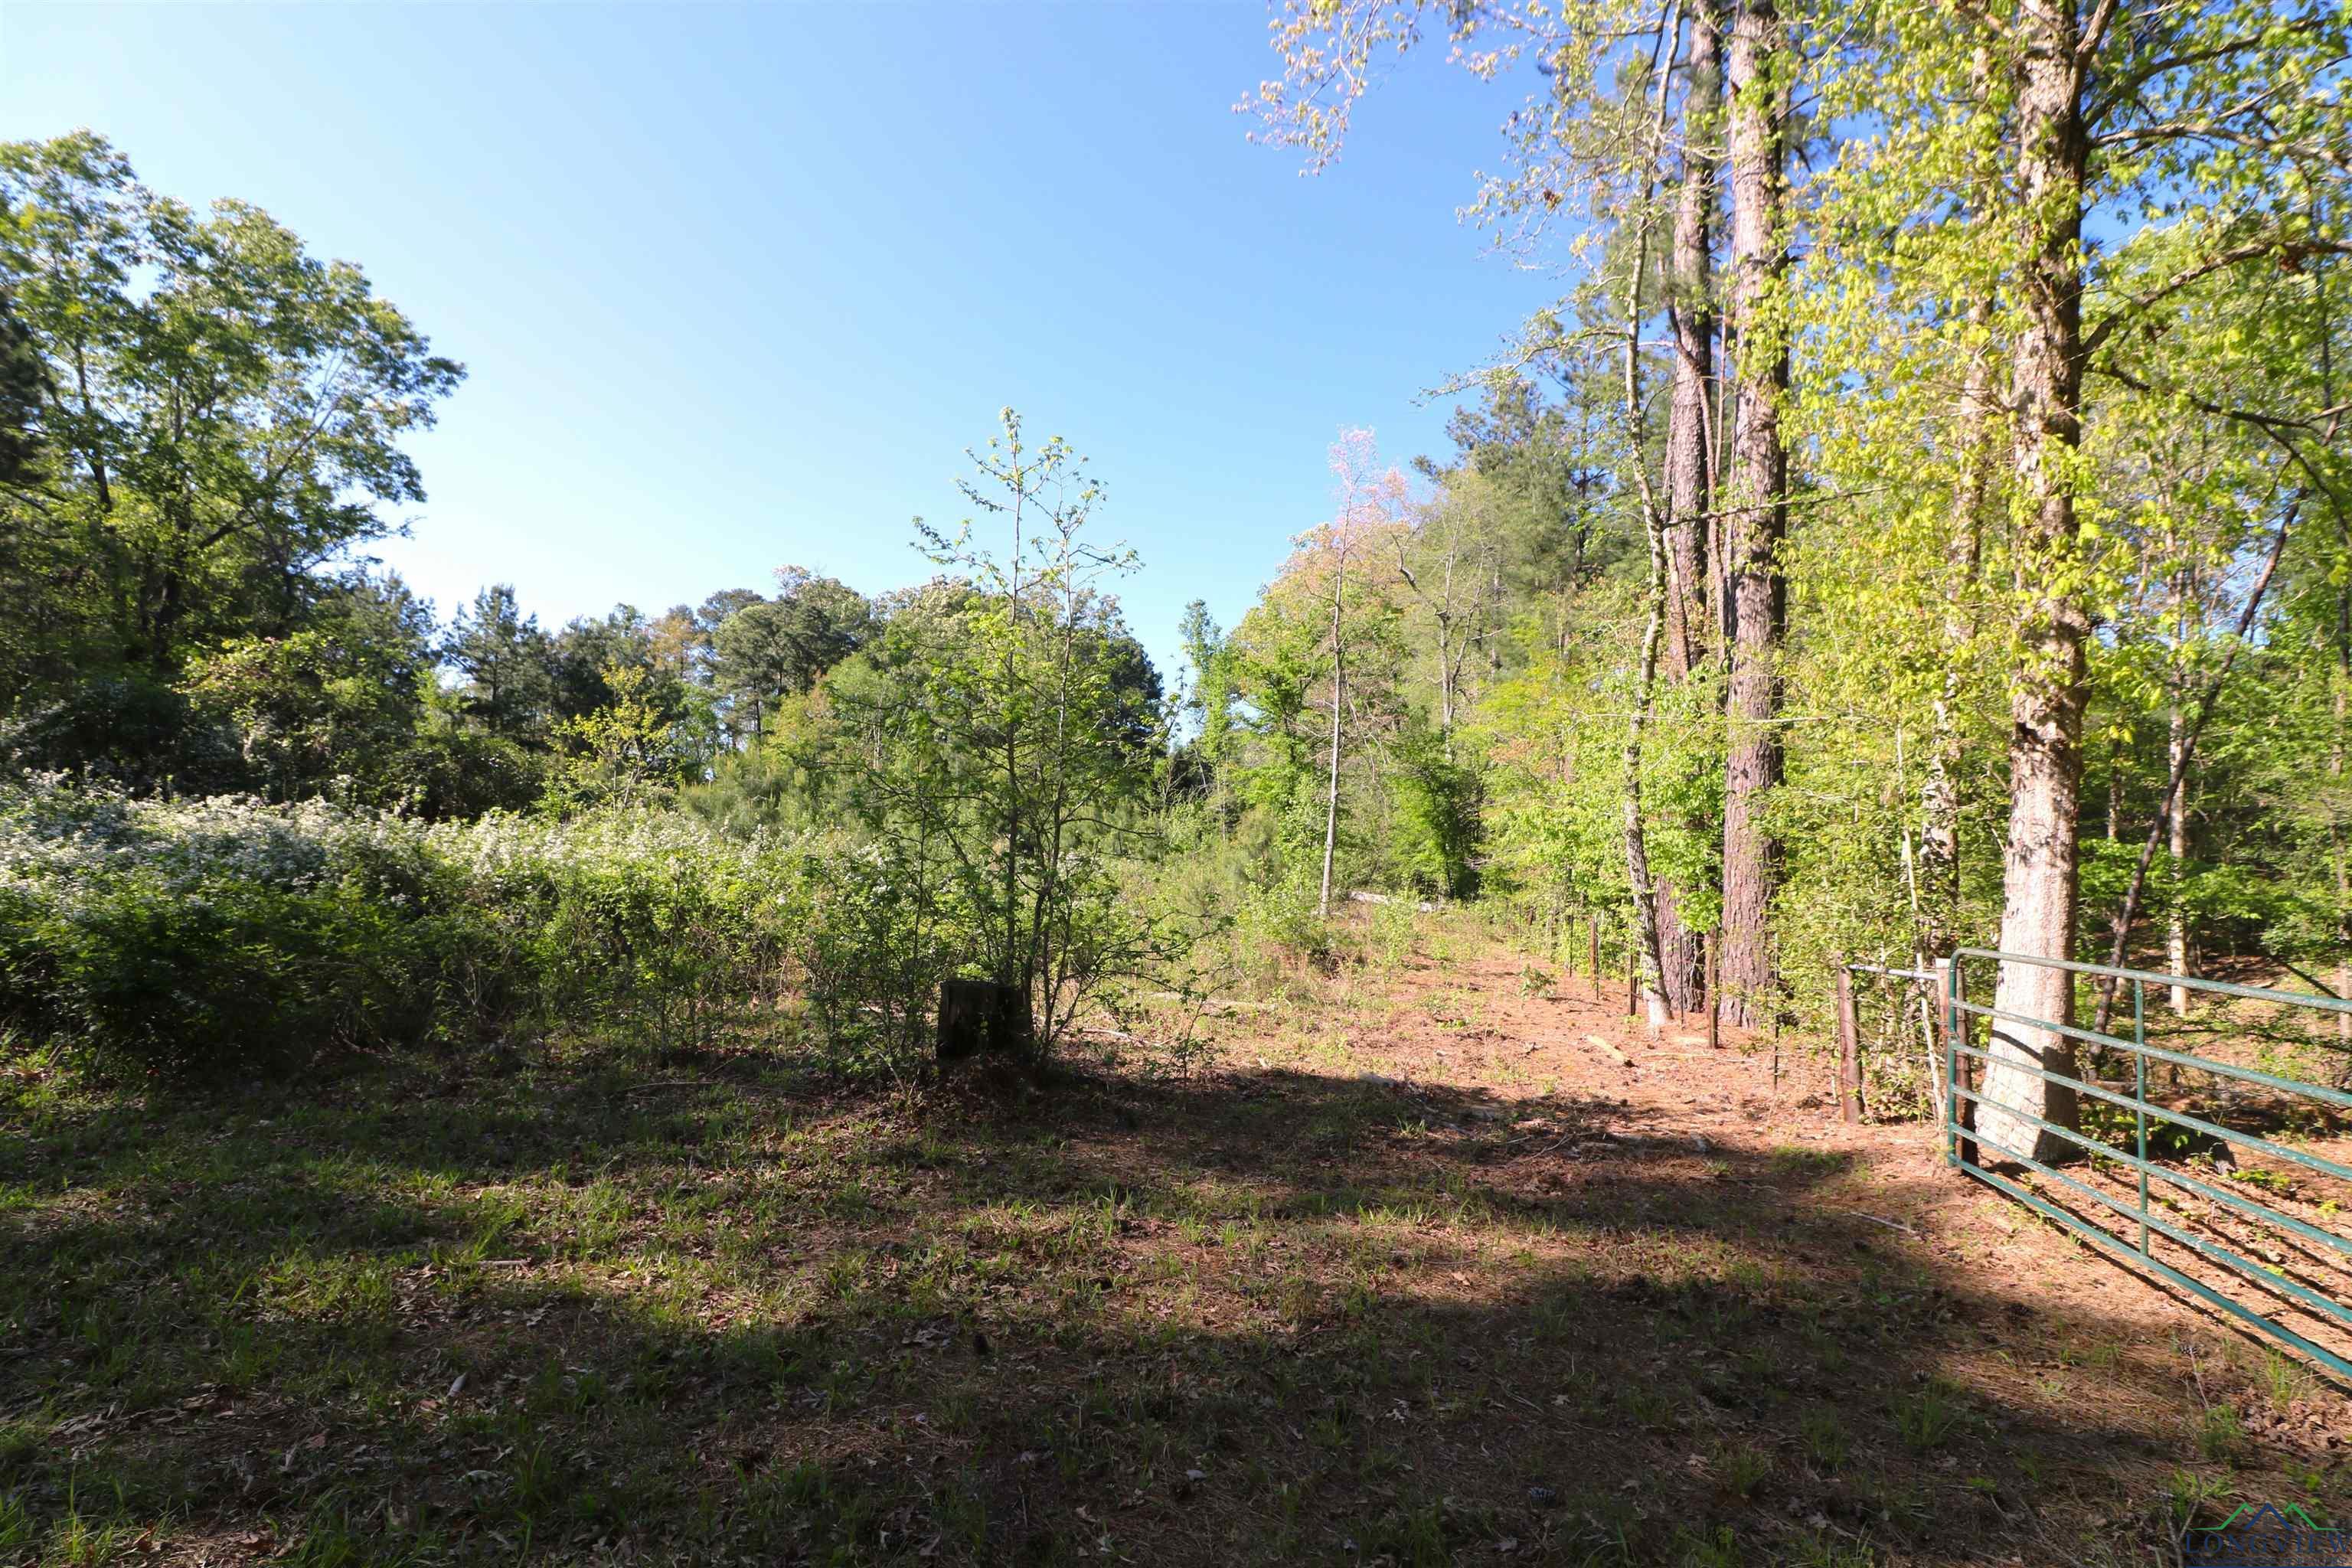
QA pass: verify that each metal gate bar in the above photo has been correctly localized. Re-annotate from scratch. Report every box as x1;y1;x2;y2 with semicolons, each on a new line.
1937;949;2352;1378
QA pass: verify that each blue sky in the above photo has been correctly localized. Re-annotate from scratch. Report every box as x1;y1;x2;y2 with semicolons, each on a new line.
3;2;1563;681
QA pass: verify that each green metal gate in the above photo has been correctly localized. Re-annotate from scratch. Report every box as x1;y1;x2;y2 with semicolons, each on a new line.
1941;948;2352;1379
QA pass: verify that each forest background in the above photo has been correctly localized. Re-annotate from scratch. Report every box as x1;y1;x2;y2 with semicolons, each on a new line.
0;2;2347;1157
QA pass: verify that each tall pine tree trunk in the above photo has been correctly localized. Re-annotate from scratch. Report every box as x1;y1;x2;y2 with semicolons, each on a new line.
1719;0;1788;1027
1978;0;2089;1167
1657;2;1723;1017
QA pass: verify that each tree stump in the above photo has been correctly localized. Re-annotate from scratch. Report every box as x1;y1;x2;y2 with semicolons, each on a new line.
937;978;1028;1063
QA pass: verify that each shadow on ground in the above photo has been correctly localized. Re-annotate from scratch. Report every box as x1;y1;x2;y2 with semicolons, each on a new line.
0;1044;2328;1566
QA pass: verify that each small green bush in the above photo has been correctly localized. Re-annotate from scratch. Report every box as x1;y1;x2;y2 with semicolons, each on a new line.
791;841;959;1074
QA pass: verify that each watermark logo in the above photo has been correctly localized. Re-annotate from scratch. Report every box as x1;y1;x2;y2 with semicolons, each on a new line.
2183;1503;2352;1566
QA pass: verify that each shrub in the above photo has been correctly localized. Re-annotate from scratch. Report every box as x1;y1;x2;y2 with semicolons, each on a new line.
790;841;958;1076
0;779;794;1076
24;874;433;1073
0;780;452;1073
0;776;1187;1083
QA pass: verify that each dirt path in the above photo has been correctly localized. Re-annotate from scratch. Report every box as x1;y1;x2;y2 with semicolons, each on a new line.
1208;939;2352;1555
1357;939;2351;1370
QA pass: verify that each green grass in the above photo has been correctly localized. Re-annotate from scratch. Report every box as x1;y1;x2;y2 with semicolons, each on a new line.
1802;1407;1853;1473
0;933;2331;1564
1893;1379;1968;1452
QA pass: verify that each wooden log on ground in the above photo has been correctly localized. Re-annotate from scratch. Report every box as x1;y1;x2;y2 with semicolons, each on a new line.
1581;1032;1635;1070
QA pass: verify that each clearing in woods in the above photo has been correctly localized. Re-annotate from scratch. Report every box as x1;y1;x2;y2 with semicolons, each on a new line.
5;911;2347;1566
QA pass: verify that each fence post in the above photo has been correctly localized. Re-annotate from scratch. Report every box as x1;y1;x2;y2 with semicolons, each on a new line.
1624;919;1638;1020
1933;957;1955;1165
1589;918;1601;1003
1704;933;1720;1050
1834;961;1864;1123
1944;956;1977;1168
2135;977;2150;1256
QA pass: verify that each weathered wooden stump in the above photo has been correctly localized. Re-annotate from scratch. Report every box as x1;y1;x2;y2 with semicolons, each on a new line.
937;978;1028;1063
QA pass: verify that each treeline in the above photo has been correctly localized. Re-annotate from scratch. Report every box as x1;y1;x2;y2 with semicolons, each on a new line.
0;136;1184;1078
1225;0;2352;1138
0;136;1160;824
8;0;2352;1135
7;557;899;821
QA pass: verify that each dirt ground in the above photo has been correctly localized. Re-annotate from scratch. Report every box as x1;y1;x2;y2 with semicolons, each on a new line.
1344;937;2344;1374
5;916;2350;1566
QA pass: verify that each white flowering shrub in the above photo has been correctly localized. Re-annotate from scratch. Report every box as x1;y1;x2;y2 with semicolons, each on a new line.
0;778;448;1071
0;777;954;1079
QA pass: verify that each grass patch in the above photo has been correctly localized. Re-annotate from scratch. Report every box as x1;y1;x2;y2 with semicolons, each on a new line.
0;926;2319;1564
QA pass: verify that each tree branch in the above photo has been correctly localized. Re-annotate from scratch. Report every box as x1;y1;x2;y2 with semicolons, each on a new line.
2081;240;2350;358
2089;505;2297;1032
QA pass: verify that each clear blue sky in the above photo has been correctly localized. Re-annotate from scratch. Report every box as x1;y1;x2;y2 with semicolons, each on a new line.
3;2;1559;681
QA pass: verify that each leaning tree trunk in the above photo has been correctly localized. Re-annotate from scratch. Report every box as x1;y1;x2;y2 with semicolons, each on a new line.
2166;566;2194;1014
1978;0;2090;1168
1719;0;1788;1027
1656;1;1723;1018
1319;543;1345;920
1613;0;1684;1034
2337;580;2350;1044
1919;42;1998;962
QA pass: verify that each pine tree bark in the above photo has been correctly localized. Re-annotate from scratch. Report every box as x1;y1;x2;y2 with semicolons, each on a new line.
1664;7;1723;688
1657;2;1723;1017
1978;0;2090;1168
1719;0;1788;1027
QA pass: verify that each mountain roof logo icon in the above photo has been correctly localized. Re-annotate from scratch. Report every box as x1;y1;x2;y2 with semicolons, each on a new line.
2206;1503;2323;1530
